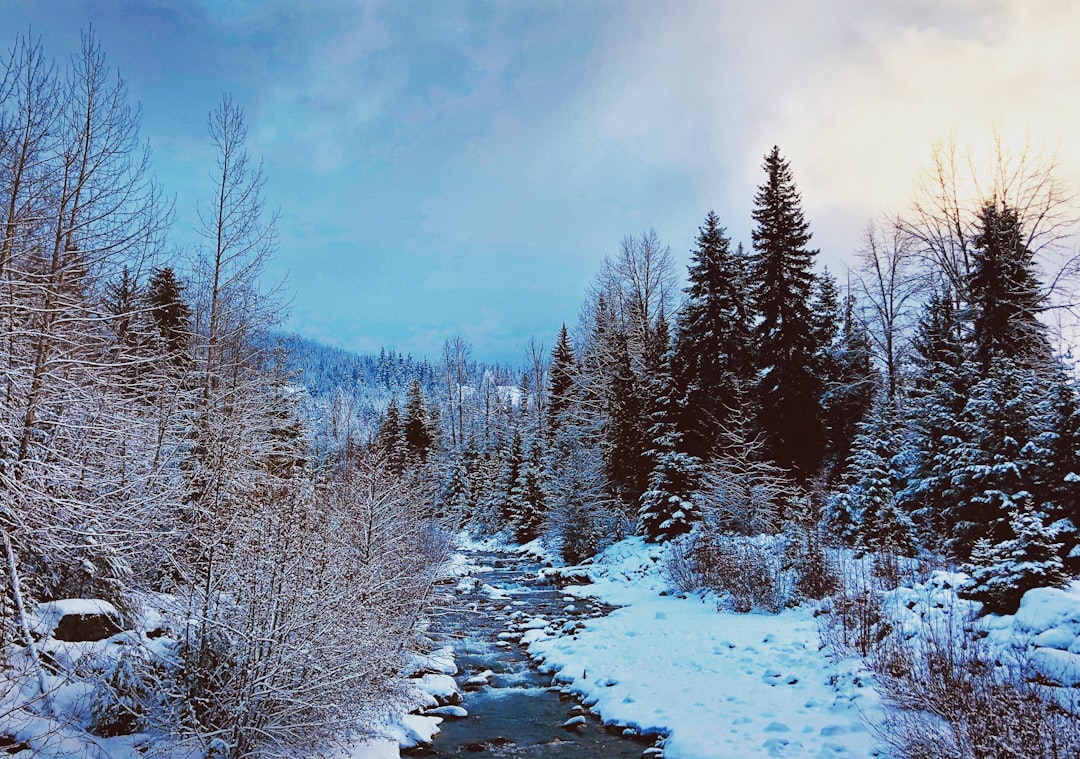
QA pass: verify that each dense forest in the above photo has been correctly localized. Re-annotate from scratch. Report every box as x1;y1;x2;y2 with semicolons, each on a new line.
3;28;1079;759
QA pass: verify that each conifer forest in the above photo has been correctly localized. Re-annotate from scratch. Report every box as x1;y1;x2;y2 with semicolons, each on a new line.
2;26;1080;759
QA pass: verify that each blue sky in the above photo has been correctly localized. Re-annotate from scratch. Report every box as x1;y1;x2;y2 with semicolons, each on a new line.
6;0;1080;364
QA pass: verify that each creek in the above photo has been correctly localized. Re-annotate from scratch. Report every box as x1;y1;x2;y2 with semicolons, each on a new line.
421;550;657;758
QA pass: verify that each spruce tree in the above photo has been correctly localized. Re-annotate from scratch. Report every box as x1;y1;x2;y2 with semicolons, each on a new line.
403;379;435;465
897;287;971;546
376;397;406;475
145;266;193;361
828;398;912;553
671;211;753;461
962;499;1068;614
637;346;701;542
603;331;649;508
546;323;576;446
969;201;1049;371
750;146;826;477
944;357;1045;561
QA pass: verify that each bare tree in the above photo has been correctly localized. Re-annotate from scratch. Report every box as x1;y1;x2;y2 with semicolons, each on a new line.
899;131;1079;309
851;221;922;408
442;334;471;448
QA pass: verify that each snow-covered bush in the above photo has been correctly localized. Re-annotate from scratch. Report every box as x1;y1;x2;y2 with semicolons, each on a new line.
88;647;154;737
665;532;794;613
869;606;1080;759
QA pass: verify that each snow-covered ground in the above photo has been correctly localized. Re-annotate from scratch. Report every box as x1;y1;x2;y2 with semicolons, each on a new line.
349;533;1080;759
526;537;883;758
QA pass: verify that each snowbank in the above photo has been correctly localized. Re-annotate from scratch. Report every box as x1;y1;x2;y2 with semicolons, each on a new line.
887;573;1080;688
527;538;882;758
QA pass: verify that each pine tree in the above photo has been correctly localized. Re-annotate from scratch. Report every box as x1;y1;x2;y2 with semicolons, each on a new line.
403;379;435;465
637;347;701;542
671;211;753;461
962;500;1068;614
968;200;1049;371
546;323;576;446
750;146;826;477
145;266;192;361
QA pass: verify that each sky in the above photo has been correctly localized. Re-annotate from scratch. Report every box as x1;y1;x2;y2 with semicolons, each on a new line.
4;0;1080;364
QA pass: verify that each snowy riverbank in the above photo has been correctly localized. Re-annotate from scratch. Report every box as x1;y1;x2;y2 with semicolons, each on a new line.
526;537;883;758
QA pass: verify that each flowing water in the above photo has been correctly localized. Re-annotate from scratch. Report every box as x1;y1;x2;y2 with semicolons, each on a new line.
420;550;656;757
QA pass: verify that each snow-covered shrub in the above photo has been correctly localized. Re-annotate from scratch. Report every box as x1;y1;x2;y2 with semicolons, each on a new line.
679;533;792;613
88;647;153;737
869;607;1080;759
817;553;888;658
785;528;839;602
960;501;1069;615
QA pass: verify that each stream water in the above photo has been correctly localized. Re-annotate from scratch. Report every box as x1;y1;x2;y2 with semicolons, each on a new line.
421;550;655;757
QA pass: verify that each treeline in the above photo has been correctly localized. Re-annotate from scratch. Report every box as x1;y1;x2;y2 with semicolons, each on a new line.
402;143;1079;613
1;32;442;756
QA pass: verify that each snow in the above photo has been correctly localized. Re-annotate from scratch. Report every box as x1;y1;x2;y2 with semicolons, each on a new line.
884;573;1080;689
527;538;882;758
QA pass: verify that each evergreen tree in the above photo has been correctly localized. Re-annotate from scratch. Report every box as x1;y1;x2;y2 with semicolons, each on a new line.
511;439;547;543
820;292;879;477
962;500;1069;614
498;429;525;527
897;287;971;546
827;398;912;552
403;379;435;465
376;397;406;475
943;357;1046;561
671;211;753;461
145;266;192;361
603;331;650;508
1041;379;1080;571
104;266;143;350
750;146;826;477
968;200;1049;371
546;323;576;446
810;268;842;362
637;347;701;541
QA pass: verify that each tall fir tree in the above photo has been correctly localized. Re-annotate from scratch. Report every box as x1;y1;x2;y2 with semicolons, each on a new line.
403;379;435;465
637;345;701;542
968;200;1049;371
145;266;193;361
603;331;650;508
671;211;753;461
750;146;827;477
546;323;576;446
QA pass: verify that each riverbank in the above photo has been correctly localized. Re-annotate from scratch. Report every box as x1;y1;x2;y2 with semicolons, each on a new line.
525;537;883;758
